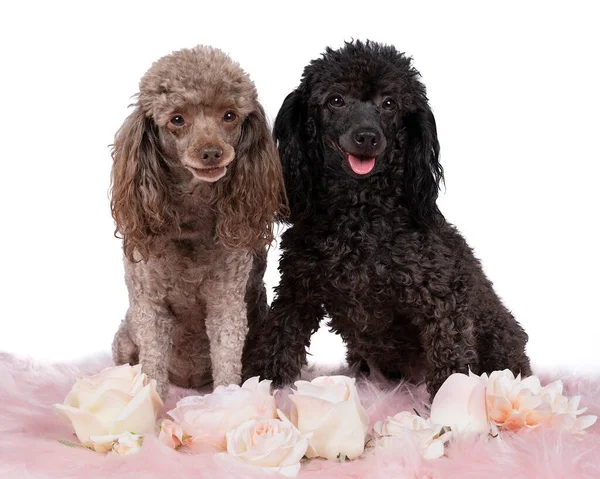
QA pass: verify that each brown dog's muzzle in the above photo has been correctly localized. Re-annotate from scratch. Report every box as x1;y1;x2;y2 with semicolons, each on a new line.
199;145;223;166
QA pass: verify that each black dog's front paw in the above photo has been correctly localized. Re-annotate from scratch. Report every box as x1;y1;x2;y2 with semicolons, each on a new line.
244;363;297;388
243;355;301;391
269;370;298;390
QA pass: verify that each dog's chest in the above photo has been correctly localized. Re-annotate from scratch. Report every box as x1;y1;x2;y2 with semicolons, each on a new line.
308;213;406;292
297;211;460;319
127;240;245;314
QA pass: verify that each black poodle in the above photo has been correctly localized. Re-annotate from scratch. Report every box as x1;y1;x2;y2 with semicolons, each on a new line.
243;40;531;397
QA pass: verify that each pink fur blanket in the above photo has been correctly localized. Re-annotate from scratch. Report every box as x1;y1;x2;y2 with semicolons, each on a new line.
1;352;599;478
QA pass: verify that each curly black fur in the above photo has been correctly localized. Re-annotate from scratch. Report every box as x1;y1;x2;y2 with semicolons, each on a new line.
243;40;531;398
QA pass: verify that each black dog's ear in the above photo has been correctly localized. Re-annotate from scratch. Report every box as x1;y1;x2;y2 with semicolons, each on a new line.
274;90;313;222
403;102;444;227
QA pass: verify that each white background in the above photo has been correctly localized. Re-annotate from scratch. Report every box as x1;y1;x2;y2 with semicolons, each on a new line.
0;1;598;375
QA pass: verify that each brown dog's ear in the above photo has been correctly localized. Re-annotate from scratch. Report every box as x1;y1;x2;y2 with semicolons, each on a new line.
212;103;287;251
110;106;176;261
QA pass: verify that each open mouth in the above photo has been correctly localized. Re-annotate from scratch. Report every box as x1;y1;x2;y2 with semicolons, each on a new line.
346;153;376;175
328;138;378;177
187;161;232;182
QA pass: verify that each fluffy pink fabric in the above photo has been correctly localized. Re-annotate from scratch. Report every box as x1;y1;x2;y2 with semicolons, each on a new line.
1;352;599;478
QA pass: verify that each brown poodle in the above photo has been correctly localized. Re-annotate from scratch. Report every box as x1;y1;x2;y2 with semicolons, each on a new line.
110;45;285;398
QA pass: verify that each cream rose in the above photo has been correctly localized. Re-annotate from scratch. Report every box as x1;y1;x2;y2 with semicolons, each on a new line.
166;376;277;452
53;364;163;452
283;375;369;460
373;411;451;460
224;417;308;477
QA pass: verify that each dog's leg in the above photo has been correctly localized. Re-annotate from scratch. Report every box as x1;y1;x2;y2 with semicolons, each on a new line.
131;302;174;400
204;254;253;387
479;312;532;377
112;313;139;366
243;260;325;387
243;253;269;351
420;309;478;400
346;349;371;376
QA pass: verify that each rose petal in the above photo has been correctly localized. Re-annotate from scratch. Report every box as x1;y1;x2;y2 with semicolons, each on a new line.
225;418;307;477
111;383;163;435
54;404;109;446
158;419;184;449
89;432;144;456
295;376;358;404
574;415;597;432
288;395;335;433
430;373;489;435
111;432;143;456
423;439;445;460
89;434;120;453
297;398;367;460
86;388;136;427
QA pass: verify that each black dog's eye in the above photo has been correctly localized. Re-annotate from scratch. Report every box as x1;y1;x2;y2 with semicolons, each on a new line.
328;95;345;108
382;98;397;111
223;111;237;123
170;115;185;127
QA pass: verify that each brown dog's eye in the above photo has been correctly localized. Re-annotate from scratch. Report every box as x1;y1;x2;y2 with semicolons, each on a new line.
328;95;345;108
223;111;237;123
170;115;185;127
382;98;397;111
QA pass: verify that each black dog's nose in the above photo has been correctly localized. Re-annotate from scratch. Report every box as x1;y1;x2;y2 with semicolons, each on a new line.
199;145;223;164
353;128;380;148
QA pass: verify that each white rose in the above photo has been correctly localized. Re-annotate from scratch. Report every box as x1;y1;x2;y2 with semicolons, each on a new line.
224;417;308;477
166;376;277;452
283;375;368;460
430;372;489;435
373;412;450;460
53;364;163;451
89;432;143;456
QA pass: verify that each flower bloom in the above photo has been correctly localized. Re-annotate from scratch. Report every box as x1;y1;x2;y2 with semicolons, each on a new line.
481;370;597;435
225;417;308;477
89;432;144;456
282;375;369;460
166;377;277;452
431;369;597;437
53;364;163;452
430;373;489;435
373;411;451;460
158;419;192;450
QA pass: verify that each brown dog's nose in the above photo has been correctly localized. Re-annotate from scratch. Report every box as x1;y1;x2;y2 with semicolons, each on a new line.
199;145;223;164
353;128;380;148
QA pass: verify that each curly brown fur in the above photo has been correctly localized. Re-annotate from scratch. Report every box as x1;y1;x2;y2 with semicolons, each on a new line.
243;40;531;399
110;45;286;398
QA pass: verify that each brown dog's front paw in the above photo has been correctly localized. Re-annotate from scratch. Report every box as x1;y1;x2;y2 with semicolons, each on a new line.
213;372;242;388
155;379;170;401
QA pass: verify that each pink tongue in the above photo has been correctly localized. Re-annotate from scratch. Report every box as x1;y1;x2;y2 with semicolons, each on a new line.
347;154;376;175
